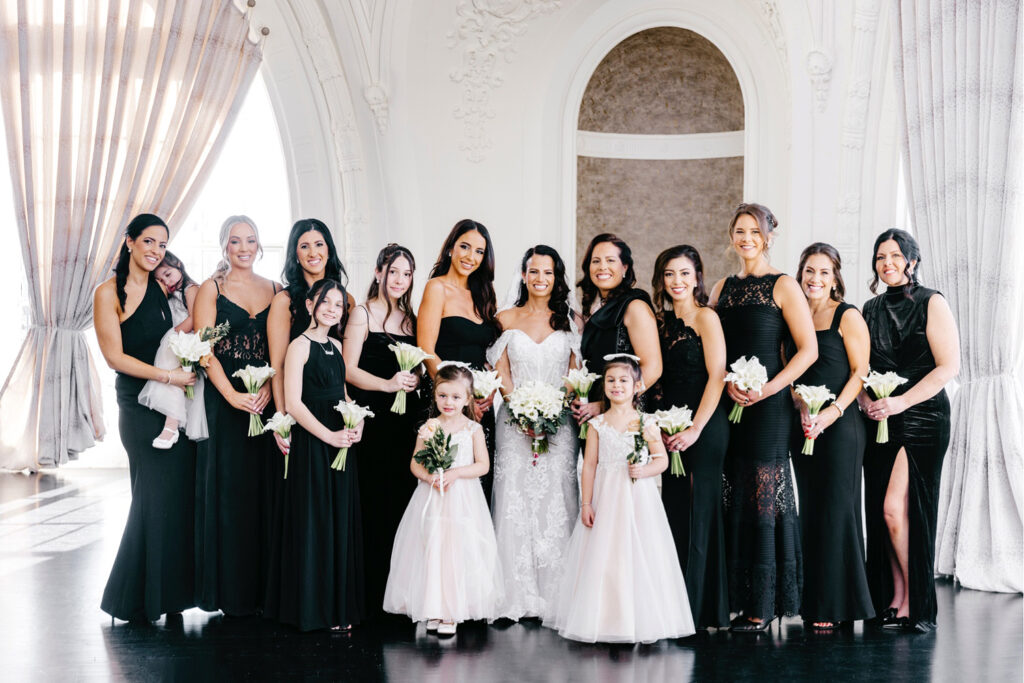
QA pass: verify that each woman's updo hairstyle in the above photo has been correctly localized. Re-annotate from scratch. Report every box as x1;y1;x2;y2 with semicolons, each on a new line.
212;214;262;282
729;203;779;256
869;228;922;297
797;242;846;302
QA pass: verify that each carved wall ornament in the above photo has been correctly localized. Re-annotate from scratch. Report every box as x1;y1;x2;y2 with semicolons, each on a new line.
447;0;564;162
364;83;390;134
759;0;788;62
806;48;833;112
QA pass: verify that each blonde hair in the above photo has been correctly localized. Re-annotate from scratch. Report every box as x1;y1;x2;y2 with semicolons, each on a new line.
213;214;262;282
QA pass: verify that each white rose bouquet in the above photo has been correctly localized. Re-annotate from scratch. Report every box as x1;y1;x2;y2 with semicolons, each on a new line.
563;364;601;439
724;356;769;424
262;412;296;478
413;419;456;498
388;342;431;414
793;385;836;455
861;370;908;443
470;369;504;400
653;406;694;476
332;400;374;470
167;331;212;399
505;381;570;463
232;364;276;436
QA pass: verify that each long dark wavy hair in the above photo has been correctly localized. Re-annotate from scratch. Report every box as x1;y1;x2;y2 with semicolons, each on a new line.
513;245;573;333
869;228;921;297
577;233;637;318
430;219;498;328
366;243;417;337
428;363;477;421
651;245;709;323
797;242;846;302
283;218;349;330
306;278;346;338
157;250;199;309
113;213;168;309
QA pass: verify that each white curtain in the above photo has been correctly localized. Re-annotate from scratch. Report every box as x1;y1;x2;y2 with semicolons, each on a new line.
892;0;1022;592
0;0;263;470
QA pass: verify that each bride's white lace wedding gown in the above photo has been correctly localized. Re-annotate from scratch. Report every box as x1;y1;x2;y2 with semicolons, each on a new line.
487;328;581;621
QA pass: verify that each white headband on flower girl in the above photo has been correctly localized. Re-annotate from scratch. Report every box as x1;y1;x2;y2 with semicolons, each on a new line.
603;353;641;363
437;360;472;371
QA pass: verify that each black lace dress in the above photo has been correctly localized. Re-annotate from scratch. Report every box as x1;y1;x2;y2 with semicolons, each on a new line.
655;310;730;628
786;302;874;623
435;316;498;502
264;338;364;630
101;277;196;621
716;273;802;620
195;283;280;616
862;284;950;632
348;327;427;618
580;289;654;403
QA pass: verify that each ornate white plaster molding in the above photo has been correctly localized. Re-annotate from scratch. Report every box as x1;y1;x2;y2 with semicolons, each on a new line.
759;0;789;63
576;130;745;160
338;0;395;135
806;49;834;112
448;0;563;162
363;83;390;134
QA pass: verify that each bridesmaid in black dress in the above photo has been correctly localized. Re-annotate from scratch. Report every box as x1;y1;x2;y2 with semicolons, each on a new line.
708;203;817;632
572;234;661;428
94;214;197;622
193;216;280;616
786;243;874;630
858;229;959;633
342;244;424;618
651;245;730;630
418;219;500;501
264;279;365;631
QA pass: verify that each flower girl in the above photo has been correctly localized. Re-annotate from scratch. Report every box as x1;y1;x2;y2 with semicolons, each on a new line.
383;362;503;636
138;252;207;447
546;354;695;643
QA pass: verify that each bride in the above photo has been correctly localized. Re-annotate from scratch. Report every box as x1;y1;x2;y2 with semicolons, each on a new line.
488;245;582;622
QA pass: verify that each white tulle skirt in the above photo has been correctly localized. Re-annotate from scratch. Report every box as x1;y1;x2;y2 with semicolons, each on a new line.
384;477;504;623
545;466;695;644
137;328;208;440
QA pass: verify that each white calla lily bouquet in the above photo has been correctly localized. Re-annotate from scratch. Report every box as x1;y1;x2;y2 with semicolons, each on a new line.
332;400;374;470
505;381;570;463
388;342;431;414
861;370;908;443
793;384;836;455
470;369;504;400
167;332;212;399
724;356;768;423
232;364;276;436
653;406;694;476
262;412;296;478
563;364;601;439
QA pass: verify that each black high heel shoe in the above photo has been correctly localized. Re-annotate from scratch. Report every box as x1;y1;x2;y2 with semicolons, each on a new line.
878;607;899;626
882;616;912;630
731;616;774;633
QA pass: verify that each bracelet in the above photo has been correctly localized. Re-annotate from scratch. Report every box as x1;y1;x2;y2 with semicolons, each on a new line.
581;502;592;507
832;403;845;417
164;371;171;384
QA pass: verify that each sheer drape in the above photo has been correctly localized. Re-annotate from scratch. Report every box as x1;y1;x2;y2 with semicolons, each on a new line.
0;0;262;470
892;0;1022;592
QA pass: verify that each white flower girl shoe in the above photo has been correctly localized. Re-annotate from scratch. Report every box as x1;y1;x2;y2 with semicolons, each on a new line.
152;427;180;450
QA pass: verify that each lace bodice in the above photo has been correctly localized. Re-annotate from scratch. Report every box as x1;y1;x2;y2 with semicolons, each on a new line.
486;329;579;387
445;421;479;468
590;414;652;471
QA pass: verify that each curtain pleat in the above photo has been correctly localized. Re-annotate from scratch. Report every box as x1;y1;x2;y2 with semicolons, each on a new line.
0;0;263;470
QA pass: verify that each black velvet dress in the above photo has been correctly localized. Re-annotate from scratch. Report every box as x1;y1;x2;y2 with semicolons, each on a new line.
716;273;802;620
101;277;196;622
862;284;950;632
655;310;730;629
786;302;874;623
264;338;364;630
195;283;280;616
435;316;498;502
348;328;427;618
580;289;653;381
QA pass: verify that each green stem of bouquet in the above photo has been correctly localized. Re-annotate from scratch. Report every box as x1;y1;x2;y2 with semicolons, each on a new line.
876;417;889;443
728;402;744;423
332;447;348;470
391;390;407;414
669;451;685;477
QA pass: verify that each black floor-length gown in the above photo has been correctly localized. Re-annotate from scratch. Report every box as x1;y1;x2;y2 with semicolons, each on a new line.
862;284;950;632
101;277;196;622
656;310;730;629
580;289;654;403
787;302;874;623
348;328;426;618
195;283;280;616
435;316;498;501
716;273;802;620
264;338;364;630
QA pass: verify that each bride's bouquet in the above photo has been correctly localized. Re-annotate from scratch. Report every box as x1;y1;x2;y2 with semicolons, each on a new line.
388;342;431;414
413;419;456;497
262;412;296;478
332;400;374;470
167;331;212;399
232;364;276;436
653;406;694;476
470;369;504;400
563;364;601;439
505;381;570;464
861;370;908;443
626;414;657;483
724;356;768;424
793;384;836;455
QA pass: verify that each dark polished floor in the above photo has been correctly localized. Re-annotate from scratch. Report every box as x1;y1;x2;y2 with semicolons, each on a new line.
0;470;1020;682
